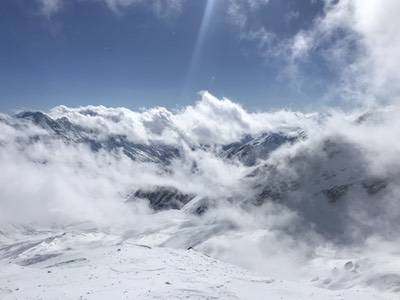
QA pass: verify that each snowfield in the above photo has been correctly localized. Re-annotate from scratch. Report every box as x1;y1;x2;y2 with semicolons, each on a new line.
0;229;395;300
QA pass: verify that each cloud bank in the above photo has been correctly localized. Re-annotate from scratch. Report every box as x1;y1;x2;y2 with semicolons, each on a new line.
1;92;399;232
1;92;400;293
48;91;314;146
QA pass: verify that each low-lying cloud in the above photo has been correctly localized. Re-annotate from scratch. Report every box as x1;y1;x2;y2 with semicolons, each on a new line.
1;92;400;292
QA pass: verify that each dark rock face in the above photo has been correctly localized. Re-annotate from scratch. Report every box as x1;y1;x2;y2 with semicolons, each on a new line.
193;202;208;215
362;178;388;195
323;184;351;203
131;186;196;210
257;186;283;203
182;197;212;216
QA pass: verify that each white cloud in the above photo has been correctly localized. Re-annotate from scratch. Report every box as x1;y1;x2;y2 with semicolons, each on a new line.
281;0;400;103
345;0;400;102
35;0;184;18
227;0;270;30
49;91;314;146
37;0;63;16
225;0;400;104
102;0;184;17
227;0;247;28
285;10;300;24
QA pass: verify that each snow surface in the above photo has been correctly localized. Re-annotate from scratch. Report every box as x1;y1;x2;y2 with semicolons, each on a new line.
0;229;394;300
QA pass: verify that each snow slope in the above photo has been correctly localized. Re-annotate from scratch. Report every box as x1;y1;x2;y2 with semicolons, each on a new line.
0;229;394;300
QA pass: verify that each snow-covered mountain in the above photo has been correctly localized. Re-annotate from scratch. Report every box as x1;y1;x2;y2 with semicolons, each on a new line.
1;94;400;299
12;109;300;167
14;111;182;165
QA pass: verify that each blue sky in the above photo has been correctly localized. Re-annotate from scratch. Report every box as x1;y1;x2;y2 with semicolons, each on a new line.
0;0;341;112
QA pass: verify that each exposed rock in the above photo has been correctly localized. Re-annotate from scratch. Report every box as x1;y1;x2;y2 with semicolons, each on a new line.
130;186;196;210
362;178;387;195
323;184;351;203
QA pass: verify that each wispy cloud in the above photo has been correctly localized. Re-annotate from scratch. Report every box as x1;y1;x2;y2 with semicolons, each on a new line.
101;0;184;17
226;0;277;61
35;0;185;18
227;0;270;30
237;0;400;104
32;0;400;105
37;0;63;17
